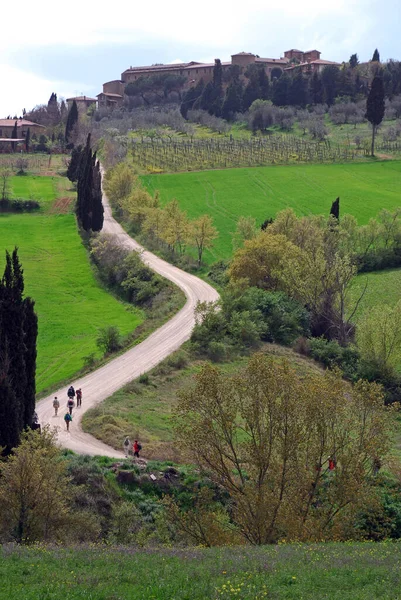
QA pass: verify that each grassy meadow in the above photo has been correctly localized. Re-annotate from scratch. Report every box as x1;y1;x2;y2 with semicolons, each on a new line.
142;160;401;263
2;541;401;599
1;174;143;393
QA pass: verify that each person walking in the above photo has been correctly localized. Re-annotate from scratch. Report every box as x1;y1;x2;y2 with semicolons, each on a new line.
67;385;75;401
64;412;72;432
67;396;75;415
123;436;131;458
76;388;82;408
133;440;142;458
53;396;60;416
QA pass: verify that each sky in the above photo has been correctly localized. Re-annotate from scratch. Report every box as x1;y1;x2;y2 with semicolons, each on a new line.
1;0;400;117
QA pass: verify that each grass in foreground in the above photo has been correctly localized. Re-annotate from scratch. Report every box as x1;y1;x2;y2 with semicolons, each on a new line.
142;161;401;263
1;175;143;392
82;344;322;459
1;541;401;599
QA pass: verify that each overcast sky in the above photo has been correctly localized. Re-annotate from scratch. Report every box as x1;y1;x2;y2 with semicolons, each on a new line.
1;0;399;117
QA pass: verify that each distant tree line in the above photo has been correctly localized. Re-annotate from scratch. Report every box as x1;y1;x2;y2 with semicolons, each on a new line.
178;52;401;119
0;249;37;453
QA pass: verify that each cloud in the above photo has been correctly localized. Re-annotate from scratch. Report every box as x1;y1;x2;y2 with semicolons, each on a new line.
0;64;91;117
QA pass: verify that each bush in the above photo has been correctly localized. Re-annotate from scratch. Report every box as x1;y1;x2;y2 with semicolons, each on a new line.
167;350;189;370
96;326;122;354
356;247;401;272
138;373;150;385
309;337;360;380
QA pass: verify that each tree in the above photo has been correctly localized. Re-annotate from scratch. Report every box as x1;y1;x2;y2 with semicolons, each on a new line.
272;74;290;106
349;54;359;69
0;249;37;451
67;145;83;183
0;428;72;543
11;121;18;152
75;135;103;232
232;216;258;250
357;301;401;379
0;168;10;202
371;49;380;63
288;71;308;107
65;100;78;145
366;76;385;156
25;127;30;153
180;80;205;119
103;162;136;205
310;72;323;104
330;197;340;221
221;81;243;120
322;65;339;106
175;353;390;544
190;214;218;265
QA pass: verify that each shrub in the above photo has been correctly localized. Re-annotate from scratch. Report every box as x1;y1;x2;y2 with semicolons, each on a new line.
138;373;150;385
309;337;360;380
96;326;122;354
167;350;189;370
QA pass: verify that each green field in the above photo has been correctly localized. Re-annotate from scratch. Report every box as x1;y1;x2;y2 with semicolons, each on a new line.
1;175;143;393
143;161;401;263
2;542;401;600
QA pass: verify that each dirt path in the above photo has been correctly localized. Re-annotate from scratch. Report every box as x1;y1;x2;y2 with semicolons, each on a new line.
35;187;219;457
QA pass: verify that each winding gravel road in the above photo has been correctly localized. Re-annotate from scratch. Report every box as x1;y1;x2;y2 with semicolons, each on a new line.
36;188;219;457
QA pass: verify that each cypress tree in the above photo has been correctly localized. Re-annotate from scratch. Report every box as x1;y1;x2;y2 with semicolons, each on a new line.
25;127;30;153
366;76;385;156
221;81;243;120
91;160;104;232
371;49;380;62
310;71;323;104
272;74;290;106
288;71;307;107
209;59;224;116
11;120;18;152
67;145;83;182
0;248;37;450
65;100;78;145
22;297;38;428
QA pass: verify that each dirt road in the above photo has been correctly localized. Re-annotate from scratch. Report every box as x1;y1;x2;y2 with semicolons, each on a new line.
35;190;219;457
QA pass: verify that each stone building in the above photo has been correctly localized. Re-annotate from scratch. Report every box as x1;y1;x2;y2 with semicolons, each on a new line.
0;119;45;139
98;49;338;107
66;96;97;113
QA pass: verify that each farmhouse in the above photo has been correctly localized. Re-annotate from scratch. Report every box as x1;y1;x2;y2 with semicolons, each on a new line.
0;119;45;139
66;96;97;113
98;49;339;107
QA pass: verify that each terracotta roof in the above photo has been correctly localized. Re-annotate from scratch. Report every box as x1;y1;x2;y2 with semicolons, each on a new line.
285;49;303;52
256;57;289;64
97;92;122;98
232;52;255;56
66;96;97;102
304;49;321;53
0;119;44;128
123;62;194;74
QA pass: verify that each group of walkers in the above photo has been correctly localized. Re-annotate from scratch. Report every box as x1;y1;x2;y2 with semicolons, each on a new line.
52;385;82;431
51;388;144;458
123;436;142;458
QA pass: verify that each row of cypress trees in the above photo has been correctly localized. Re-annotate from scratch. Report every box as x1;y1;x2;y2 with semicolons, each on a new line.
67;134;104;232
0;249;38;452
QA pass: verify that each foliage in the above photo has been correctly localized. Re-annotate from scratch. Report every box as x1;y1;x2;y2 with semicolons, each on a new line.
0;248;37;451
65;99;78;145
0;428;71;542
366;76;385;155
357;301;401;380
76;134;104;232
307;337;360;380
175;352;390;544
96;325;122;355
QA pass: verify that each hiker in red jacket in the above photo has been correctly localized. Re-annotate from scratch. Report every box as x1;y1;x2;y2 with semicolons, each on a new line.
133;440;142;458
